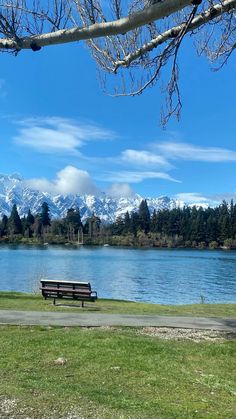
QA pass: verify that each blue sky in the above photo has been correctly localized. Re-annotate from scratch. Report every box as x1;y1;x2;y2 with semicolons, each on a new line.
0;36;236;204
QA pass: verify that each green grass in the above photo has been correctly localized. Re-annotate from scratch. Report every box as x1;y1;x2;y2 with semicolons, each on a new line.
1;293;235;417
0;325;236;418
0;291;236;317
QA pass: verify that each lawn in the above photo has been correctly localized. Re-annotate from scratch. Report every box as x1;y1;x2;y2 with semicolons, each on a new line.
1;291;236;317
0;325;236;418
1;293;236;417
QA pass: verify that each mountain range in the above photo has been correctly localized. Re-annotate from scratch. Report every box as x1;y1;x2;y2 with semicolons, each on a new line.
0;173;210;223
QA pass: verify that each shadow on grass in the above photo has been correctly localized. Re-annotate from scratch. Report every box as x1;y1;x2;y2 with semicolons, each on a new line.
54;302;102;311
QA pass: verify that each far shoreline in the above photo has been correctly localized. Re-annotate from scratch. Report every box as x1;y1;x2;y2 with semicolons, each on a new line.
0;239;235;251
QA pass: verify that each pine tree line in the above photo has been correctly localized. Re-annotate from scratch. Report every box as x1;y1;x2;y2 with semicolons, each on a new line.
110;199;236;249
0;202;83;242
1;199;236;248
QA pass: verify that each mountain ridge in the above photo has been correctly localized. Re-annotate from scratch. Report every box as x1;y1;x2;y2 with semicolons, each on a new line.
0;173;207;223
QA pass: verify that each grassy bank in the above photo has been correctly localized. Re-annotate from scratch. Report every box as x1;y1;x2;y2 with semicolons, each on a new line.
1;325;236;418
0;291;236;317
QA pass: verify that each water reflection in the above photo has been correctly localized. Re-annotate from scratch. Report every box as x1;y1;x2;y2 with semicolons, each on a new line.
0;245;235;304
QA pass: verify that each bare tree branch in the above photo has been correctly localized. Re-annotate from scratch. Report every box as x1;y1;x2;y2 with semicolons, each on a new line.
0;0;194;50
113;0;236;70
0;0;235;124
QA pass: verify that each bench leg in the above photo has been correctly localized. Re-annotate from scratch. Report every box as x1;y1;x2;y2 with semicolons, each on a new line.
81;301;84;308
53;298;56;305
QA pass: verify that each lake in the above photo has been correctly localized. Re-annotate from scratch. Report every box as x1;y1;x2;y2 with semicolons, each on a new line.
0;245;235;305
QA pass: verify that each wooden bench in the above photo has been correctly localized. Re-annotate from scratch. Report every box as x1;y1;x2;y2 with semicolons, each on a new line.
40;279;97;307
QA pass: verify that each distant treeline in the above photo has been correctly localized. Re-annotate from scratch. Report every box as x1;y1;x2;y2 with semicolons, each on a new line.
109;199;236;249
0;202;84;243
1;200;236;249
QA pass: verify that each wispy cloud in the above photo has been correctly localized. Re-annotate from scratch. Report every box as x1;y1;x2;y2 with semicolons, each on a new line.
209;192;236;202
26;166;99;195
174;192;210;204
13;116;236;194
14;117;117;154
154;142;236;162
117;141;236;189
101;171;181;183
121;149;172;169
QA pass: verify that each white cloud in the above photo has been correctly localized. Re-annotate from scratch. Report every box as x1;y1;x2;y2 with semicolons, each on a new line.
14;117;116;154
121;149;171;168
107;183;135;198
174;192;209;204
155;142;236;162
174;192;224;207
104;171;181;183
26;166;99;195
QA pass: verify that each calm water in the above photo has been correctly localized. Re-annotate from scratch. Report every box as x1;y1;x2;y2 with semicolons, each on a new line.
0;245;236;305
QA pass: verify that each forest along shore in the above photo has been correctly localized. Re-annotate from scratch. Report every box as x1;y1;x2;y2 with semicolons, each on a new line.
1;199;236;249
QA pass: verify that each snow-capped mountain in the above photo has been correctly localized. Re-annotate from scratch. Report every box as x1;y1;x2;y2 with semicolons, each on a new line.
0;173;207;223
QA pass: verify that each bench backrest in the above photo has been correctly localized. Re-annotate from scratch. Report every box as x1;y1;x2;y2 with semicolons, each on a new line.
40;279;92;291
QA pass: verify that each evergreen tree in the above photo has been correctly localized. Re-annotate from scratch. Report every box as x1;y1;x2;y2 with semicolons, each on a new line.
150;209;158;233
193;207;207;243
205;212;218;243
124;211;131;234
21;215;27;236
229;199;236;238
40;202;51;227
26;209;35;227
218;201;231;243
112;215;125;235
65;208;82;233
158;209;169;235
1;214;8;236
33;215;43;237
138;200;150;234
51;219;65;236
166;208;181;236
189;206;199;242
65;207;83;240
180;206;191;241
130;212;139;237
24;209;35;238
83;220;89;235
8;204;22;234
